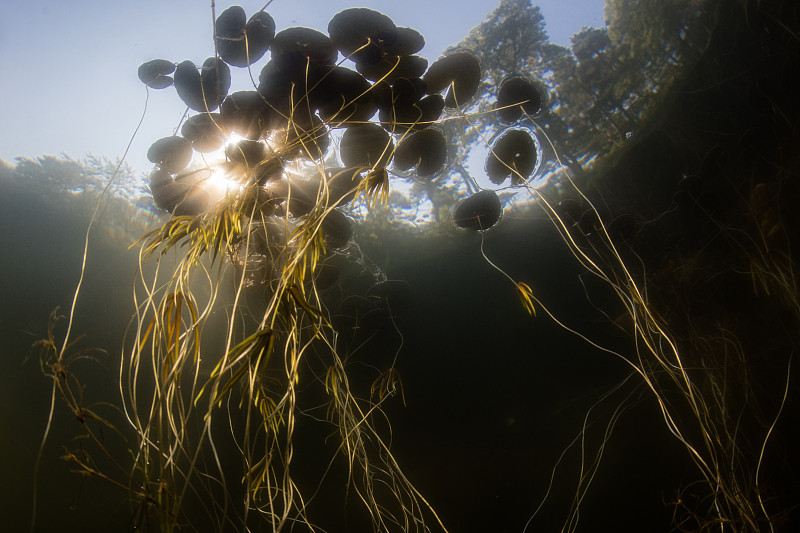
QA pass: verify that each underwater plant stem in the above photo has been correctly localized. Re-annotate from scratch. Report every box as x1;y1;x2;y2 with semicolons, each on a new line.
531;119;705;398
478;230;516;285
59;89;148;361
530;118;700;407
479;229;641;372
29;383;56;533
756;354;792;531
30;88;149;533
524;114;776;528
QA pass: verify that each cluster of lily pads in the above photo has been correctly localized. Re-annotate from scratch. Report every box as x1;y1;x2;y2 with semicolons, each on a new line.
137;5;547;239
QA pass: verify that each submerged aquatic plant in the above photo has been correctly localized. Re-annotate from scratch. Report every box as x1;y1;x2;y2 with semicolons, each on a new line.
489;112;795;532
93;4;475;531
30;1;797;532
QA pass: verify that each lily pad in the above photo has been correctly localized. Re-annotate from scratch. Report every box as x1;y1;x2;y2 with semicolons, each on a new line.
220;90;281;139
137;59;175;89
485;129;538;185
340;123;393;167
496;76;545;123
356;54;427;83
452;190;502;231
181;113;226;153
321;208;354;249
393;128;447;178
384;27;425;56
284;114;330;161
316;67;377;127
226;139;268;169
325;166;365;206
174;58;231;111
328;8;397;64
271;27;338;69
216;7;275;67
379;93;443;133
423;50;481;108
147;136;192;173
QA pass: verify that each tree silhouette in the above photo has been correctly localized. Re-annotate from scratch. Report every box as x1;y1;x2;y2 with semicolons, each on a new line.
433;0;567;192
435;0;717;190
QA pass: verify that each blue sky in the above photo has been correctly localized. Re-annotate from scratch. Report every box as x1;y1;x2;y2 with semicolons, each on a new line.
0;0;604;175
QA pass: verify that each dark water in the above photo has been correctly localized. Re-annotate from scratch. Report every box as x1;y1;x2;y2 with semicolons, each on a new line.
0;186;684;532
2;1;800;532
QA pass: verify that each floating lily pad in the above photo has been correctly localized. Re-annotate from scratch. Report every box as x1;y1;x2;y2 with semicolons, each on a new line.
251;150;284;186
287;166;363;209
226;139;268;169
423;50;481;108
149;175;181;212
148;167;172;188
316;67;377;127
181;113;226;153
325;166;365;206
257;61;298;118
372;77;428;109
393;128;447;179
172;168;216;216
257;61;333;125
271;27;338;69
321;208;354;249
394;77;428;106
148;168;180;212
220;90;280;139
328;8;397;64
356;54;427;83
216;7;275;67
384;27;425;56
270;176;321;217
340;123;393;167
453;190;502;230
320;98;377;128
308;67;372;116
240;187;280;218
174;58;231;111
150;168;215;216
485;129;538;185
496;76;545;123
215;6;246;38
137;59;175;89
147;136;192;173
284;114;330;161
379;93;443;133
